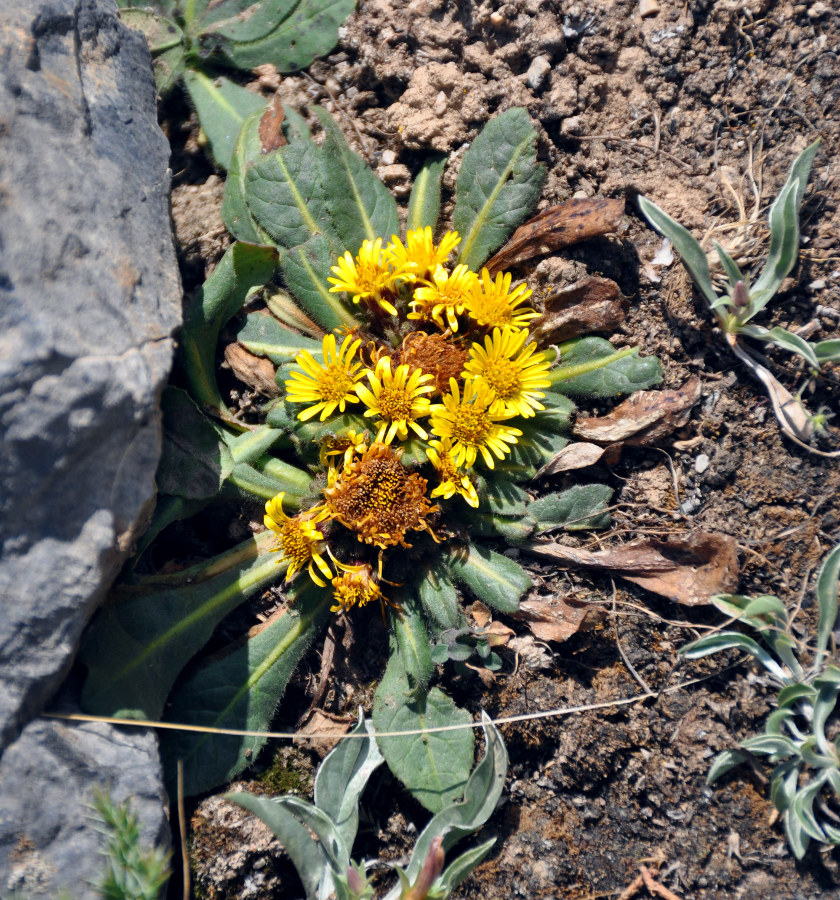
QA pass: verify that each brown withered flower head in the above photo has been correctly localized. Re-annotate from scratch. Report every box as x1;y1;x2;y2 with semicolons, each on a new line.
324;442;438;548
398;331;469;396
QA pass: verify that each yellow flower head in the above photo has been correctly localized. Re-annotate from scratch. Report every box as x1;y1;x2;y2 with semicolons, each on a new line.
386;228;460;278
319;429;368;467
355;356;434;443
465;268;539;329
327;238;403;316
324;442;438;548
328;555;394;614
285;333;363;421
430;377;522;470
426;438;479;507
462;327;552;418
264;494;333;587
409;264;478;332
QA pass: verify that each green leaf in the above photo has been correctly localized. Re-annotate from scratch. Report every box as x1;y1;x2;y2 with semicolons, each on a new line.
235;311;323;364
314;712;384;851
549;337;662;398
453;108;545;271
162;582;332;795
436;838;497;894
226;792;329;900
221;109;273;243
740;734;797;759
222;423;286;465
184;70;267;170
281;234;360;330
443;542;530;614
791;775;829;842
706;749;749;784
713;242;745;291
482;478;529;518
527;484;613;531
372;655;473;813
637;195;719;308
503;423;570;482
391;593;434;693
777;684;817;709
736;323;821;369
740;594;788;622
405;714;507;881
80;532;282;719
814;339;840;364
417;562;462;629
312;107;400;252
784;807;811;860
120;9;184;93
246;142;335;249
157;387;233;499
751;140;820;305
816;544;840;656
219;0;357;73
407;154;447;233
198;0;298;43
181;241;278;413
680;632;789;682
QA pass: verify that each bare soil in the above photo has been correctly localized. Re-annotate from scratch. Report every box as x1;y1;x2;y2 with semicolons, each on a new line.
163;1;840;897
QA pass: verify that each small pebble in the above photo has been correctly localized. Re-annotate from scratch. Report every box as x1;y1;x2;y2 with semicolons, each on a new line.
694;453;710;474
380;149;397;165
489;10;505;26
808;1;829;18
639;0;660;17
526;55;552;91
808;279;826;291
433;90;448;116
561;115;584;135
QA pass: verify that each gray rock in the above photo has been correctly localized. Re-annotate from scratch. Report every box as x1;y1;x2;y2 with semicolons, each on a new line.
0;0;180;894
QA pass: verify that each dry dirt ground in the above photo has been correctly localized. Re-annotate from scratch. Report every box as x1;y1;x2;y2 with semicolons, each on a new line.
161;0;840;897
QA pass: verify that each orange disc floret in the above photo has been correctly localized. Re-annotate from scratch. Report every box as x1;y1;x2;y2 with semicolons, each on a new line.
398;331;468;397
324;443;438;548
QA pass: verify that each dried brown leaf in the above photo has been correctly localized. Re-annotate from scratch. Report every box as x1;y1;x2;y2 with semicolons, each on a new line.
295;709;354;757
512;595;605;643
224;343;281;397
531;276;629;344
259;96;286;153
485;197;625;275
535;441;606;477
521;532;739;606
573;377;701;446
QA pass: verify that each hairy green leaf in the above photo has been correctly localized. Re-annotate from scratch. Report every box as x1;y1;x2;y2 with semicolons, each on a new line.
706;749;749;784
373;655;473;812
814;339;840;364
184;70;266;170
392;593;435;693
163;582;332;795
407;154;447;233
549;337;662;397
236;311;323;364
527;484;613;531
736;324;821;369
199;0;298;43
681;632;788;682
443;542;530;614
417;562;462;629
80;532;282;719
221;109;273;243
816;543;840;656
453;108;545;271
713;241;745;291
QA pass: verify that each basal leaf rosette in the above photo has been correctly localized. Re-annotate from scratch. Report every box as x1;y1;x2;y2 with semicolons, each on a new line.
266;227;550;620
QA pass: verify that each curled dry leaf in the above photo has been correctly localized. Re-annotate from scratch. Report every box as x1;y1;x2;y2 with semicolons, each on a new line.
485;197;625;275
225;343;282;397
512;594;605;643
531;276;629;344
520;531;739;606
507;635;555;671
573;376;702;447
535;441;607;477
258;95;287;153
295;709;354;757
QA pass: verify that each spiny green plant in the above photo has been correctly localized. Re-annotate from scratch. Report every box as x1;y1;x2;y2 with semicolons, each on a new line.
682;543;840;859
79;105;662;807
119;0;355;168
92;790;171;900
638;140;840;445
228;712;508;900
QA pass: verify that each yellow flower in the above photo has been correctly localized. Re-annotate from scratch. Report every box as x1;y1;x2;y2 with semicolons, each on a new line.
264;494;333;587
429;377;522;469
319;429;368;467
324;442;438;548
408;264;478;332
465;268;539;329
462;326;551;418
327;238;403;316
355;357;434;443
385;228;460;277
285;333;363;422
328;555;395;614
426;438;479;507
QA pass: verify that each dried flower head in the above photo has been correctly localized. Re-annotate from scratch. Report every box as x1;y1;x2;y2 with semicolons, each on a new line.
463;326;552;418
398;331;468;396
324;443;438;548
329;556;393;614
285;333;363;421
264;493;333;587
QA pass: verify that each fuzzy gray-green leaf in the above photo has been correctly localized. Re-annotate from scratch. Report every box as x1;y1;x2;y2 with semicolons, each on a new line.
417;562;462;629
407;154;447;233
222;109;273;243
236;312;323;364
814;339;840;364
816;543;840;655
453;108;545;271
162;583;332;796
527;484;613;532
392;593;434;693
736;324;821;369
549;337;662;398
706;749;749;784
443;542;530;614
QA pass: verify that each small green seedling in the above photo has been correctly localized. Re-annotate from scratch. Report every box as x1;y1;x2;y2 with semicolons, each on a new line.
118;0;355;168
93;790;171;900
228;712;507;900
639;141;840;446
681;543;840;859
